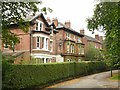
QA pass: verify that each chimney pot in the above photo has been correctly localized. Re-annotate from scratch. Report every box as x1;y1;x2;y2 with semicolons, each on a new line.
80;29;85;35
47;17;51;23
99;36;103;42
52;18;58;27
64;20;71;28
95;34;99;40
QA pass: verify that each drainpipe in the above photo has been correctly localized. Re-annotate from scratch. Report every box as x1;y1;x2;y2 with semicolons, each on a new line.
30;27;32;61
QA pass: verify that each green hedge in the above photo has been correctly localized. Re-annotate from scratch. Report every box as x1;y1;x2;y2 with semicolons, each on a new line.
2;61;107;89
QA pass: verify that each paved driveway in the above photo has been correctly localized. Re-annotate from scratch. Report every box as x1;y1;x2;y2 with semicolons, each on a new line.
46;70;119;88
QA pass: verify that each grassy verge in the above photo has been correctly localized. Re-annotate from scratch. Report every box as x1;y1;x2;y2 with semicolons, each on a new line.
110;73;120;80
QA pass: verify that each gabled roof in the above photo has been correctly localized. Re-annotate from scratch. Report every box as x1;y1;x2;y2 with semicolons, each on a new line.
85;35;102;44
57;22;84;37
10;13;50;27
24;13;50;27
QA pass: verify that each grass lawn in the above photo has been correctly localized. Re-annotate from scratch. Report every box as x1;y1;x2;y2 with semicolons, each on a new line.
110;73;120;80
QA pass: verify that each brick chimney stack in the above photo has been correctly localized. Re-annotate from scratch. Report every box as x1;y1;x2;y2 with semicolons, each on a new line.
80;29;85;35
52;18;58;27
64;20;71;28
47;17;51;23
99;36;103;42
95;34;99;40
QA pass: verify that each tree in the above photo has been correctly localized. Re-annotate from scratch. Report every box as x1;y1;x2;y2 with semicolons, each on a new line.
87;2;120;76
1;1;52;51
85;43;103;61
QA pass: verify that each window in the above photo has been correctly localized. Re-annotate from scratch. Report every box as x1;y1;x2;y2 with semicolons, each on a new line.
66;33;70;39
36;37;40;48
35;20;43;31
72;44;74;53
78;45;81;54
81;46;84;54
36;22;38;30
70;44;72;53
78;59;81;62
46;38;48;49
78;38;81;43
41;58;44;63
35;37;49;50
67;59;71;62
39;23;42;31
46;58;49;63
41;37;44;48
50;41;53;52
74;36;76;40
67;43;69;53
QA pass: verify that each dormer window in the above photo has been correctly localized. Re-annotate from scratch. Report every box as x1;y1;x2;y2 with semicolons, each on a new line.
35;20;43;31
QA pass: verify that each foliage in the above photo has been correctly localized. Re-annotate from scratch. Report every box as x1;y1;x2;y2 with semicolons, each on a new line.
85;43;103;61
2;54;15;64
2;61;107;89
1;2;52;51
87;2;120;68
110;73;120;80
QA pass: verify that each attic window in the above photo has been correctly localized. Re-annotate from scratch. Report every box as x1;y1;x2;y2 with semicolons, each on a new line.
40;23;42;31
35;20;43;31
36;22;38;30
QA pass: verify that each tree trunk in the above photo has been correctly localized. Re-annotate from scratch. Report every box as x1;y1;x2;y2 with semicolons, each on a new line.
110;68;112;77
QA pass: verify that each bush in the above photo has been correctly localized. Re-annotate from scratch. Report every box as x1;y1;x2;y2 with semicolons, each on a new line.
2;61;107;89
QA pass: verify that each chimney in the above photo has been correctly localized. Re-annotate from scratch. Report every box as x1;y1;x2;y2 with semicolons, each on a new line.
95;34;99;40
99;36;103;42
64;20;71;28
47;17;51;23
80;29;85;35
52;18;58;27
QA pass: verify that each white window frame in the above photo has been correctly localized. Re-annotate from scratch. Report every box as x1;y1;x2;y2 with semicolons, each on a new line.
66;33;70;39
50;41;53;52
72;44;74;53
70;44;72;53
81;47;84;54
46;38;48;50
78;37;81;43
36;37;40;49
67;43;69;53
36;19;43;31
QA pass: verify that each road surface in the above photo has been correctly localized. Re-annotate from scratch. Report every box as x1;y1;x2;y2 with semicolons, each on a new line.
46;70;119;88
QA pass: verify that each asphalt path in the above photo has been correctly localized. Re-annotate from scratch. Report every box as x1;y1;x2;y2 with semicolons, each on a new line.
46;70;119;89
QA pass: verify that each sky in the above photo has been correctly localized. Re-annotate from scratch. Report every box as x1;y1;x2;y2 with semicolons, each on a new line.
39;0;104;37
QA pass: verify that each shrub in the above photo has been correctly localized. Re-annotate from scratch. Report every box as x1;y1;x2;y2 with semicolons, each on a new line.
2;61;107;89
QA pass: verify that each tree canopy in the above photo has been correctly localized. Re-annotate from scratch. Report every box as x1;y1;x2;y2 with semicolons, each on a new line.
85;43;103;61
87;2;120;68
1;1;52;51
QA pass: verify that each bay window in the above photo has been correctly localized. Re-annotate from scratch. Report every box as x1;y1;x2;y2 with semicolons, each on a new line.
35;36;49;50
67;43;69;53
50;41;53;52
36;37;40;48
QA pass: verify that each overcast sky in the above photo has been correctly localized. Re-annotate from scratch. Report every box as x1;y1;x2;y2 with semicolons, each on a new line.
39;0;104;37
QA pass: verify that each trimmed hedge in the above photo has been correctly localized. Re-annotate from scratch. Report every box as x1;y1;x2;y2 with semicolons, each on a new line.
2;61;107;89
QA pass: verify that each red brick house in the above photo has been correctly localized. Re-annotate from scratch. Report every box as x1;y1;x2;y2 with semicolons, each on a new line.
52;19;85;62
80;30;103;56
2;13;58;64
